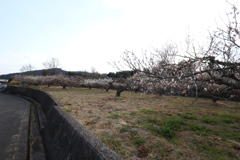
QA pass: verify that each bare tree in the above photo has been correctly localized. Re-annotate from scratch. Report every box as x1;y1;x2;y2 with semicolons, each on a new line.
91;67;97;73
42;57;61;75
20;64;35;72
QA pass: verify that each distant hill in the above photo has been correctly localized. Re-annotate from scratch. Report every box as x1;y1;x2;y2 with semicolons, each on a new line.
0;69;135;80
0;68;65;79
0;68;105;79
0;72;22;79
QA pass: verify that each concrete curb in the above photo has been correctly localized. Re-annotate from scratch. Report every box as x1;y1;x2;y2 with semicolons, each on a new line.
4;86;122;160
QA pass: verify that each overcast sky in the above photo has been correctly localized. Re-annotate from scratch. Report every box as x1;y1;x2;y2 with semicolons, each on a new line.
0;0;238;75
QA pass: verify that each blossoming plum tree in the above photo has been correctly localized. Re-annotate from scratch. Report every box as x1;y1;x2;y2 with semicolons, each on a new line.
112;3;240;102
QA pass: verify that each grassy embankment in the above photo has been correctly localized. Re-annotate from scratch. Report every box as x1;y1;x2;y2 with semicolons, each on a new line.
25;85;240;159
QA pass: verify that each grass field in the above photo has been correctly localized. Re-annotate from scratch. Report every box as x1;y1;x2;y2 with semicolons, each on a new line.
33;86;240;159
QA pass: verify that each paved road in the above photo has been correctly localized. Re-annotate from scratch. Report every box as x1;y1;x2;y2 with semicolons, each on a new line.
0;93;30;160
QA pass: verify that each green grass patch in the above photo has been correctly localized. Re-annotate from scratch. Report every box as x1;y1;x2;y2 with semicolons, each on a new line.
147;125;176;139
134;137;145;146
231;125;240;129
86;117;100;125
140;109;158;114
129;111;137;116
146;116;185;139
179;113;197;120
120;127;130;133
136;117;161;125
220;114;240;123
201;117;218;124
218;129;240;141
108;113;121;119
144;117;161;125
130;130;137;138
163;116;185;131
101;136;123;152
192;138;238;159
224;133;240;141
106;120;112;125
64;108;72;113
190;124;209;136
221;118;234;124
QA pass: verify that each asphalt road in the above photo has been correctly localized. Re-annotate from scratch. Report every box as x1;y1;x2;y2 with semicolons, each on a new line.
0;93;30;160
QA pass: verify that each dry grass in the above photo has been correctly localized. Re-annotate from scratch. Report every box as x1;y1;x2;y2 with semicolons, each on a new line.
32;85;240;160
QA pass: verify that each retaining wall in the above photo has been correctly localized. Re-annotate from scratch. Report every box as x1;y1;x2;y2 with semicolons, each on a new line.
4;86;122;160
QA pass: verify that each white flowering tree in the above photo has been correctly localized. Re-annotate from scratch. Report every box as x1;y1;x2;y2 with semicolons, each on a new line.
112;3;240;102
84;78;113;91
13;75;84;89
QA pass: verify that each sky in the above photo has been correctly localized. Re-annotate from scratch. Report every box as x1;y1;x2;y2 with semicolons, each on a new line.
0;0;239;75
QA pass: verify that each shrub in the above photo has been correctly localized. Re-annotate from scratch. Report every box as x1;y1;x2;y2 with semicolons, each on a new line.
10;81;21;85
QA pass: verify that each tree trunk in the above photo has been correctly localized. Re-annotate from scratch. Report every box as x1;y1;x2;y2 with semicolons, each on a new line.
134;87;139;93
108;82;126;97
212;97;218;102
116;90;122;97
63;85;67;89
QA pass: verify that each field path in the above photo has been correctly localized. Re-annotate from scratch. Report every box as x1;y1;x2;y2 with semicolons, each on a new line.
0;93;30;160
